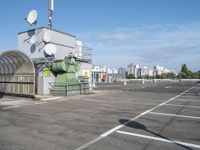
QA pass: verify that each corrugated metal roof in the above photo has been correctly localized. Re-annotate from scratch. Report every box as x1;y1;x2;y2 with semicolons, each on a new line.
0;50;34;75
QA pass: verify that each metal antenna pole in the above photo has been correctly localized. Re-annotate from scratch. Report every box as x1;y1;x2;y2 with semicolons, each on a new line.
48;0;54;29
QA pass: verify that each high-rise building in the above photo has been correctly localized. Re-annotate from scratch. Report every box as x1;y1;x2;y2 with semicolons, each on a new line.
147;69;154;77
137;66;148;78
153;65;174;76
118;67;126;78
127;63;139;78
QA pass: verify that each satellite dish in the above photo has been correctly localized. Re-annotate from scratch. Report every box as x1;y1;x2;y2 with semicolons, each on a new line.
44;31;52;42
30;35;37;44
69;51;76;57
44;43;57;55
26;10;38;25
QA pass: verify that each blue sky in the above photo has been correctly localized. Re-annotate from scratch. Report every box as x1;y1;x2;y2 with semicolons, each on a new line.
0;0;200;72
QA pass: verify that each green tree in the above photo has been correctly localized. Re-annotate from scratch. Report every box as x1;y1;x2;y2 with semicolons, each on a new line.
198;71;200;79
161;73;167;79
145;75;152;79
190;71;200;79
166;72;176;79
178;64;192;79
127;74;135;79
155;75;161;79
181;64;188;73
191;72;199;79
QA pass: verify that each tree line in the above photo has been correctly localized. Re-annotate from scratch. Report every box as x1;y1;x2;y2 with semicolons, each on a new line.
127;64;200;79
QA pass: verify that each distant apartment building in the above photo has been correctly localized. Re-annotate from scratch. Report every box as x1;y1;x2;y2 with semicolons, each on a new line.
127;63;139;78
154;65;164;76
137;66;151;78
153;65;173;76
137;68;142;78
107;67;118;74
92;64;176;82
118;67;127;78
147;69;154;77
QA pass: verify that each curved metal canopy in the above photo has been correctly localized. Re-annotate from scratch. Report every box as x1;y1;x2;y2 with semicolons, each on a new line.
0;50;34;75
0;50;35;95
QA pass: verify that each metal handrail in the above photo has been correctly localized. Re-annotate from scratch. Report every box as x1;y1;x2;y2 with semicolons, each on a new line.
49;82;90;96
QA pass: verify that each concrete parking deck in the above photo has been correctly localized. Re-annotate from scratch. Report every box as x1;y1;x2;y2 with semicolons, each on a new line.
0;82;199;150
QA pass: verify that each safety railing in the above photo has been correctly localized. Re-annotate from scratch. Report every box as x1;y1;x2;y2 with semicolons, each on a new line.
119;79;200;83
49;82;90;96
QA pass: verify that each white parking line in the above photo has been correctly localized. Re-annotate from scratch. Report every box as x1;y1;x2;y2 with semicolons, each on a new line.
165;104;200;109
116;130;200;149
173;99;200;102
34;102;47;105
57;99;68;102
75;85;197;150
41;97;63;101
165;86;172;89
2;105;20;109
57;96;83;102
149;112;200;120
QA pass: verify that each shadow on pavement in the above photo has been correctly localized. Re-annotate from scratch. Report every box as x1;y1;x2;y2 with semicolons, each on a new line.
119;119;193;150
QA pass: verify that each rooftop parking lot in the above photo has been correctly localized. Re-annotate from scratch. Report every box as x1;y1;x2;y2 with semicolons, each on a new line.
0;82;199;150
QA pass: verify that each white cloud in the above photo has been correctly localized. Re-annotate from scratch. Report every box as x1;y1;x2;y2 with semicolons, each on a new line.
77;22;200;71
101;33;141;42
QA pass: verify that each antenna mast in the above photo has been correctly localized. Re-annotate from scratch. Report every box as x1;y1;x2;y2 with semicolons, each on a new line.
48;0;54;29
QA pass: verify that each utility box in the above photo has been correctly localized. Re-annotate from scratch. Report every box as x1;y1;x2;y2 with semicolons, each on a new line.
18;27;76;60
17;27;93;95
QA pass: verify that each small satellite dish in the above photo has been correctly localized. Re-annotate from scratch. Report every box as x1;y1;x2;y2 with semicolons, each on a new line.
44;31;52;42
69;51;76;57
44;43;57;55
30;35;37;44
26;10;38;25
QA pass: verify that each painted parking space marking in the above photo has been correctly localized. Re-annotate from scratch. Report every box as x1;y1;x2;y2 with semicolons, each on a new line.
34;102;47;105
165;103;200;109
75;85;197;150
41;97;63;101
2;105;20;109
173;99;200;102
0;95;84;110
116;130;200;149
57;99;68;102
82;98;159;106
149;112;200;120
57;96;83;102
165;86;172;89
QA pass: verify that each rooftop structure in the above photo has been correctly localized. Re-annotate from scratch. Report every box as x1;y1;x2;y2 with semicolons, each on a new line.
0;1;93;96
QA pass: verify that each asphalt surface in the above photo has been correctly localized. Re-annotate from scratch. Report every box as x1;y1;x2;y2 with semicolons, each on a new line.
0;82;199;150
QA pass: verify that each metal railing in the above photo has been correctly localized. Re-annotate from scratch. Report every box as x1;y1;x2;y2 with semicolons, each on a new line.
49;82;90;96
119;79;200;83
